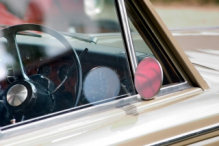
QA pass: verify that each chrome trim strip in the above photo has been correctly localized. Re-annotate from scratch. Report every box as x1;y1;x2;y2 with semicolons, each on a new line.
157;82;191;97
0;94;141;139
149;123;219;146
116;0;138;74
0;82;191;139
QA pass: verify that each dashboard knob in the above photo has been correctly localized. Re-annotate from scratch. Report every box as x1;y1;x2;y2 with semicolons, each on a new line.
6;84;28;106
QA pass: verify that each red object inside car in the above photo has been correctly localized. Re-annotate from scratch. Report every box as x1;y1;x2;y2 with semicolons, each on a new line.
134;57;163;99
0;3;24;25
0;0;84;31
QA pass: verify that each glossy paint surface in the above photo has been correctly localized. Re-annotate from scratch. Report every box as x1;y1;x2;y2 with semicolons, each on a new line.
0;0;218;144
1;29;219;145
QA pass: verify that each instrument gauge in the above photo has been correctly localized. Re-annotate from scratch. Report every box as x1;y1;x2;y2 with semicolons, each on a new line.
37;64;51;77
83;66;120;103
57;64;70;80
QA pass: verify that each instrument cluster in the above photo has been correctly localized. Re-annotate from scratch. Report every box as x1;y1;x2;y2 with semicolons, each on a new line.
37;63;72;81
1;48;134;109
24;60;132;106
82;66;120;104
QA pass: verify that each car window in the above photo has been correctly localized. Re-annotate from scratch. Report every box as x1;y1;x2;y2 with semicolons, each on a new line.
0;0;136;128
124;0;192;98
126;14;185;86
0;0;192;130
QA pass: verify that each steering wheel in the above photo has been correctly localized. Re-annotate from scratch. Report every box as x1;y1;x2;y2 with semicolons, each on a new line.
0;24;82;121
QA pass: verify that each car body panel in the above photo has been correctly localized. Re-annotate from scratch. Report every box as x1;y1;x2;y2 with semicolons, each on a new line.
1;64;219;145
0;73;218;146
0;0;219;146
188;134;219;146
174;28;219;72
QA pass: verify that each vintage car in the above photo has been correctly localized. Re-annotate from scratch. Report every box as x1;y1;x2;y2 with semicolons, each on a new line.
0;0;219;145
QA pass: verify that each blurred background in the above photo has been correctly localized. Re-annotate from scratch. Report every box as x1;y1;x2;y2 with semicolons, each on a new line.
150;0;219;29
0;0;218;32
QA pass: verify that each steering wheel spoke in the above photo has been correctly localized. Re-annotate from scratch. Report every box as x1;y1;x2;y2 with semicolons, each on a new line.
0;24;82;124
5;33;28;80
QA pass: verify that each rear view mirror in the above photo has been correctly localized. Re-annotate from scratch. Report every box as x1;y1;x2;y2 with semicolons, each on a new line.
134;57;163;100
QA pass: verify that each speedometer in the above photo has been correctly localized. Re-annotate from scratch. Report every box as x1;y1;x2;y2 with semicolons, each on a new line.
83;66;120;103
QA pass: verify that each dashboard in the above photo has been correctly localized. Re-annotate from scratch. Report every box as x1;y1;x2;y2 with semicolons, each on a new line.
0;30;170;128
0;36;136;109
0;34;159;126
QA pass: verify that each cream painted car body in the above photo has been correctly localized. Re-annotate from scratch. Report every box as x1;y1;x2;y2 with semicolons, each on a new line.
1;30;219;146
1;1;219;146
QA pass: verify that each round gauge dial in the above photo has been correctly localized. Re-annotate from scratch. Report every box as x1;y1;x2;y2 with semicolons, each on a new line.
57;64;70;80
37;64;51;77
83;66;120;103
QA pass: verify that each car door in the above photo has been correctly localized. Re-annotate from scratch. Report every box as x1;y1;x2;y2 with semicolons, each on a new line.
1;0;218;146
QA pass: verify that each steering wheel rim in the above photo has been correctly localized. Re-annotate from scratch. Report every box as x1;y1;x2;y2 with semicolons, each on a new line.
0;24;82;107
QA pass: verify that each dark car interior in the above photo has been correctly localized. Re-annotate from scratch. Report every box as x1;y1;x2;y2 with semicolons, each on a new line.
0;0;185;128
0;26;137;126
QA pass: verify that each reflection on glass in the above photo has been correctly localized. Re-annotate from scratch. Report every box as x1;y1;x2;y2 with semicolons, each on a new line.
126;5;185;85
0;1;135;127
0;0;120;33
0;38;14;82
83;67;120;104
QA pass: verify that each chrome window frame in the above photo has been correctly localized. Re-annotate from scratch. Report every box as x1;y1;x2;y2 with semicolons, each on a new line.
0;0;192;138
116;0;191;95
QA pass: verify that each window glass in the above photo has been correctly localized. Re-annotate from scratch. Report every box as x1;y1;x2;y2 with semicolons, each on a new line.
125;2;185;86
0;0;135;127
